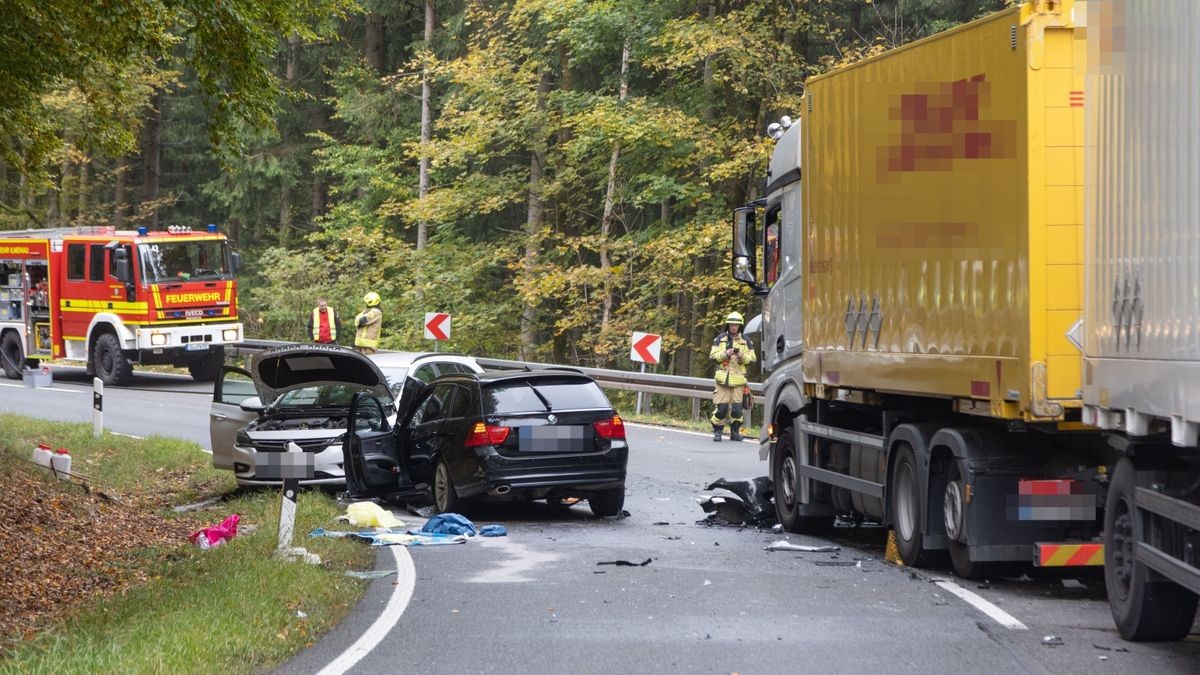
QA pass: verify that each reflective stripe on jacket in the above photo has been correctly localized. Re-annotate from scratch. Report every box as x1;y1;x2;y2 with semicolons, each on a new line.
354;307;382;349
709;331;756;387
311;307;337;342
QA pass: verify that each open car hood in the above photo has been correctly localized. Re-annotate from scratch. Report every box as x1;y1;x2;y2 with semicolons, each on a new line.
251;345;392;404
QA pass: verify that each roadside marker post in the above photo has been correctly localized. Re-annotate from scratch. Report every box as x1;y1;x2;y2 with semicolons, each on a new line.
630;332;662;416
92;377;103;438
424;312;451;353
268;441;315;560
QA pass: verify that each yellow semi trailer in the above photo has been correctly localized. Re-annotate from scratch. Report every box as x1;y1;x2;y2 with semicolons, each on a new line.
732;1;1106;581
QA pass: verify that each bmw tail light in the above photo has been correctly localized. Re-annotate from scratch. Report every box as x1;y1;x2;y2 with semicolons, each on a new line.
592;415;625;440
465;422;511;448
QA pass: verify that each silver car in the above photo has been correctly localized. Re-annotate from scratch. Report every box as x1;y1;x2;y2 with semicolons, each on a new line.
209;346;482;486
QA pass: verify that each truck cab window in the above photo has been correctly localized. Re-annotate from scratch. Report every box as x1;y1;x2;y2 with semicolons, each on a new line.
763;206;781;287
89;245;105;282
66;244;85;281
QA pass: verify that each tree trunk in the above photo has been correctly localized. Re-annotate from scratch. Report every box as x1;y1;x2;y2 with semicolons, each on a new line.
76;156;89;224
558;42;573;146
279;182;293;247
142;92;163;228
520;67;552;360
365;13;385;74
703;1;716;125
597;38;630;357
112;156;128;227
416;0;435;250
286;32;300;82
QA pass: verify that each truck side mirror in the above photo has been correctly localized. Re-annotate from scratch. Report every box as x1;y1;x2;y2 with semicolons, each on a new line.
112;248;131;284
230;252;241;275
732;207;761;291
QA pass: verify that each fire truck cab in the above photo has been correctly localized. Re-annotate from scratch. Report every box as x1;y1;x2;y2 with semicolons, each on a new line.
0;225;243;385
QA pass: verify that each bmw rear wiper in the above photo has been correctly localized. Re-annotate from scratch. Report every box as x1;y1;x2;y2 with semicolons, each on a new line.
523;381;553;412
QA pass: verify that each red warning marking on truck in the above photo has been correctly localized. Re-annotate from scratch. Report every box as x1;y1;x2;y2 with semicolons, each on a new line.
1035;542;1104;567
1069;91;1084;107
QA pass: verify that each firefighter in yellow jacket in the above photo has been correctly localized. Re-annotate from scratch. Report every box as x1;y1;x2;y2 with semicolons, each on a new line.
709;311;755;442
354;292;383;355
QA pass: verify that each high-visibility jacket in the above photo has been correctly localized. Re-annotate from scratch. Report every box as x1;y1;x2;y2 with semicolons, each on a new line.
354;307;383;349
709;331;756;387
311;307;337;342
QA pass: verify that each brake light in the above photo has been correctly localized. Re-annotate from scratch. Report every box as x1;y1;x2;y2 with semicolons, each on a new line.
465;422;511;448
592;415;625;440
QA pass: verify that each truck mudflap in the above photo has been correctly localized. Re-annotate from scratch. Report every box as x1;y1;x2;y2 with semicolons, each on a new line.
1034;542;1105;567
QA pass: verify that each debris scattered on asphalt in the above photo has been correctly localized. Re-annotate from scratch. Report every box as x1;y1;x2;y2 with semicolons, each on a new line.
597;558;653;567
345;570;397;579
609;510;632;520
309;527;467;546
1099;656;1108;661
406;503;438;518
1092;644;1130;653
699;476;775;527
932;599;948;606
814;561;856;567
653;521;670;526
703;580;712;586
339;502;404;529
479;524;507;537
771;524;784;534
1061;578;1088;590
1042;635;1064;647
189;513;240;549
420;513;476;536
765;540;839;553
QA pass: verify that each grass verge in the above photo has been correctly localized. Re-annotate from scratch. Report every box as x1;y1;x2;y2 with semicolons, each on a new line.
0;413;376;673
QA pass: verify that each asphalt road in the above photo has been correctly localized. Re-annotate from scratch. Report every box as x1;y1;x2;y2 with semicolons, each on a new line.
2;366;1198;673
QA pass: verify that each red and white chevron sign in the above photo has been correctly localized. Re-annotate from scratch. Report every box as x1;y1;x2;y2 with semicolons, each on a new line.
424;312;451;341
630;332;661;365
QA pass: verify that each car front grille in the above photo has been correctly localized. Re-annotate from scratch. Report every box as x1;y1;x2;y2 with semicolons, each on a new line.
252;437;340;453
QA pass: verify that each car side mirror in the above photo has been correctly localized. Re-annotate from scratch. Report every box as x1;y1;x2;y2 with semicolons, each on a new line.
239;396;264;413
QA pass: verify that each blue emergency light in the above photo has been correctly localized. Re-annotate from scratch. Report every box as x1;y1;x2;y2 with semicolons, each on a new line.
137;226;148;236
207;224;218;233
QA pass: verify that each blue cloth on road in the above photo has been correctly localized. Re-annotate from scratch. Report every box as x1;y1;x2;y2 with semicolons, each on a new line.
308;527;466;547
479;524;507;537
420;513;477;536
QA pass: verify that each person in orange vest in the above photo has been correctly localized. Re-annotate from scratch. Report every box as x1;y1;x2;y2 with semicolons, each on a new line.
709;311;756;442
307;298;341;344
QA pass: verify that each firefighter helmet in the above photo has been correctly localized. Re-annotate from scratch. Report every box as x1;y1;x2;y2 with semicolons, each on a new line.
363;292;381;307
724;311;745;326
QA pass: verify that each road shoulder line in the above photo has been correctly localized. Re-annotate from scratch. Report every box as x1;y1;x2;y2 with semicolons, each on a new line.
933;578;1029;631
317;545;416;674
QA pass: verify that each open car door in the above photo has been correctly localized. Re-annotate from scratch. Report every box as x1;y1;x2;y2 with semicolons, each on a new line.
209;366;260;470
343;390;410;500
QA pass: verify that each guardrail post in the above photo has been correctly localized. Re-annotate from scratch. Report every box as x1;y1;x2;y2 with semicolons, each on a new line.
92;377;103;438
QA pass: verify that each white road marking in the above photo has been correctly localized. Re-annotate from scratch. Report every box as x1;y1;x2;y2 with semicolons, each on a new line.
317;544;415;675
0;382;82;394
109;431;146;440
932;578;1029;630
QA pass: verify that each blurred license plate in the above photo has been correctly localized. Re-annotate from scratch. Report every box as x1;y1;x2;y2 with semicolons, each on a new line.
257;451;315;480
185;343;210;351
518;425;590;453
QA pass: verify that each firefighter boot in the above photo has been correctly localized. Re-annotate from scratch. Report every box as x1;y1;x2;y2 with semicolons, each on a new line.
712;425;723;442
730;422;743;442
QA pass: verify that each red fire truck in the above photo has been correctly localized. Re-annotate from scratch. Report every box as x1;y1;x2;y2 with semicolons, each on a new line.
0;225;243;385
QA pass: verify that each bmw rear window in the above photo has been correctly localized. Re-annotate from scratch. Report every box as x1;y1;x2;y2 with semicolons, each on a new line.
483;377;610;414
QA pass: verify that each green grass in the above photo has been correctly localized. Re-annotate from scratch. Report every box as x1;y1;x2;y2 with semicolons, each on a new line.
0;414;376;674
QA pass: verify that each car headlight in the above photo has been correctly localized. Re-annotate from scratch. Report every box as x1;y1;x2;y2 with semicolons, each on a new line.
223;329;240;342
150;333;167;346
235;430;253;448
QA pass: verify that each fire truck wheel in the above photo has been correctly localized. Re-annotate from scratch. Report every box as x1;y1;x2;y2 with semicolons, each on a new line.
1105;458;1199;641
1;331;23;379
188;350;224;382
93;333;133;386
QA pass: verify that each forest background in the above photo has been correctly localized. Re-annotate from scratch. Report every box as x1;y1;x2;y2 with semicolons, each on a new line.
1;0;1006;382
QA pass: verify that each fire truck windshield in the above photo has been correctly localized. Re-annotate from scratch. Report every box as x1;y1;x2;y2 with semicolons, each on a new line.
139;240;232;283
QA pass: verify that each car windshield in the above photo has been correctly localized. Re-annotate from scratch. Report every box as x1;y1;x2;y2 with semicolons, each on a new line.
377;366;410;396
139;239;232;282
483;378;609;415
273;383;393;410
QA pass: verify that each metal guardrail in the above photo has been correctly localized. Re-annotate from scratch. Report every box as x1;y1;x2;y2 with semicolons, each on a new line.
228;340;765;404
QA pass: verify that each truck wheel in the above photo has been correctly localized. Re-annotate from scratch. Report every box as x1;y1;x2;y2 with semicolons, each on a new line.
93;333;133;386
188;348;224;382
0;331;22;379
589;487;625;517
890;443;937;567
1105;458;1199;641
773;427;833;534
944;459;1022;580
